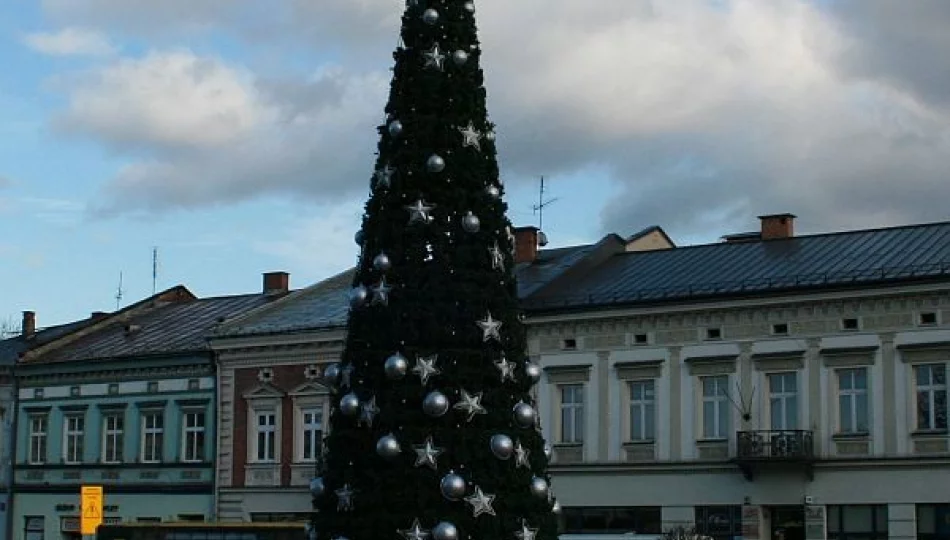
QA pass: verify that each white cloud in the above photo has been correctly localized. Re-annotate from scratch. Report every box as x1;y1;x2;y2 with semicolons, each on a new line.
23;28;116;56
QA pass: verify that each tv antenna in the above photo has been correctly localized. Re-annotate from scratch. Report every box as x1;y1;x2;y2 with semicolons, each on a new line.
531;176;558;232
152;247;159;294
115;272;124;310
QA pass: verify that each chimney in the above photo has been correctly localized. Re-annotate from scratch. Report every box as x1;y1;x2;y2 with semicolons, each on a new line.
513;226;541;264
263;272;290;295
91;311;109;320
22;311;36;338
758;213;796;240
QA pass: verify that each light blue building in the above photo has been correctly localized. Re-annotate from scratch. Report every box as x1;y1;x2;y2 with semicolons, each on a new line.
10;284;277;539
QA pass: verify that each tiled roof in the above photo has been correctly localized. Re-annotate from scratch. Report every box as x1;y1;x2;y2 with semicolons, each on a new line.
0;319;93;366
31;294;274;363
525;220;950;312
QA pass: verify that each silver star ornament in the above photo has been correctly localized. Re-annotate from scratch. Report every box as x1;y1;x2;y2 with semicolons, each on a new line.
412;436;444;470
335;484;356;511
489;241;504;271
495;354;516;383
399;519;430;540
406;200;434;224
514;521;538;540
464;486;496;517
453;389;487;422
371;278;391;306
358;396;379;428
459;123;482;150
476;312;503;342
424;43;446;71
514;440;531;469
374;164;395;188
412;354;440;385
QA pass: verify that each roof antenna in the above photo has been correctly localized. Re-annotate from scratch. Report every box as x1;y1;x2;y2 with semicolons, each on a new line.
531;176;557;246
115;271;124;310
152;247;159;295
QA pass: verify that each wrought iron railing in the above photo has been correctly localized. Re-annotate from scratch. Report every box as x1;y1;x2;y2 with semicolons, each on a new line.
736;430;814;460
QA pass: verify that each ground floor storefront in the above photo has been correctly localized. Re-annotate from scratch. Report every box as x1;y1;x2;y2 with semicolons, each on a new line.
216;488;311;523
12;492;213;540
550;461;950;540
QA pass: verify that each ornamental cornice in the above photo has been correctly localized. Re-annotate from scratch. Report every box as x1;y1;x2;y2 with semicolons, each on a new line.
16;363;212;386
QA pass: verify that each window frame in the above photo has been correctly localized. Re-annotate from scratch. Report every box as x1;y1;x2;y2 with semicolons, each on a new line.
558;383;585;444
627;379;656;442
253;409;278;463
700;375;730;440
767;371;799;431
836;367;869;435
140;410;165;463
298;405;324;463
62;413;85;465
914;363;948;432
101;413;125;464
28;414;48;465
180;409;207;463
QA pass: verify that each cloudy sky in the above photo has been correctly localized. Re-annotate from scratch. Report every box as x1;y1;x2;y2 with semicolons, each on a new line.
2;0;949;327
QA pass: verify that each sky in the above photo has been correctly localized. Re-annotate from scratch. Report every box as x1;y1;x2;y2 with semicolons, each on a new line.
2;0;950;328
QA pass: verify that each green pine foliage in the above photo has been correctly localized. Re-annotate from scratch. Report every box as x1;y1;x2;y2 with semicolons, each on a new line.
312;2;559;540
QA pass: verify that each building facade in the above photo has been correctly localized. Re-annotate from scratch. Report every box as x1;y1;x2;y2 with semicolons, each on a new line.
10;282;277;539
522;215;950;540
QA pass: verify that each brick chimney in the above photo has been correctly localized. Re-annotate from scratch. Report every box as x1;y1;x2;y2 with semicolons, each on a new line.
22;311;36;338
263;272;290;295
513;226;541;264
758;213;796;240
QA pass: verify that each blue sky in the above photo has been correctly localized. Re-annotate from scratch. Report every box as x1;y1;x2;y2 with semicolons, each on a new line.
2;0;950;328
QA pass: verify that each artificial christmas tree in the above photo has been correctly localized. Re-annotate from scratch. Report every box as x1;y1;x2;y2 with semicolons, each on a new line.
312;1;559;540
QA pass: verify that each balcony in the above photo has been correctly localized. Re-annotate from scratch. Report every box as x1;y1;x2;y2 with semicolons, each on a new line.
733;430;815;481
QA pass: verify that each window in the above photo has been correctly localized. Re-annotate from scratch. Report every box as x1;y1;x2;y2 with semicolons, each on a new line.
141;411;164;463
255;411;277;462
916;364;948;431
559;507;661;535
561;338;577;350
919;312;939;326
24;516;44;540
63;415;85;464
182;411;206;462
559;384;584;443
769;372;798;430
837;368;869;434
628;380;655;442
633;333;649;345
28;415;48;464
841;318;860;331
827;505;888;540
917;504;950;540
695;506;742;540
102;414;124;463
705;327;722;340
771;323;789;335
701;376;729;439
301;407;324;462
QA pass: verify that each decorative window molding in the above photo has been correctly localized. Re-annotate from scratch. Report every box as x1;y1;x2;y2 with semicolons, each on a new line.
257;367;275;383
753;351;805;372
821;346;878;368
615;360;663;380
544;365;591;384
289;382;329;463
685;355;737;376
897;342;950;364
97;403;128;412
244;383;285;465
304;365;321;381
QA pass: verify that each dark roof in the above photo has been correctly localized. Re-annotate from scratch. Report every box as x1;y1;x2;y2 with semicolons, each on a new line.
0;319;94;366
31;293;274;364
216;270;354;337
516;244;597;298
526;220;950;311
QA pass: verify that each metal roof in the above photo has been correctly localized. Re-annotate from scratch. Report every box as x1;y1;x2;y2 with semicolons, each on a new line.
31;294;273;364
525;220;950;311
0;319;94;366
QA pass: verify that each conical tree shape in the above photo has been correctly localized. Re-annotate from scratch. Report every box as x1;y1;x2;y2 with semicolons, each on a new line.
313;2;558;540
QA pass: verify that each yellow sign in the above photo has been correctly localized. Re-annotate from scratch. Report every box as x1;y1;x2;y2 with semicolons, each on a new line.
80;485;104;535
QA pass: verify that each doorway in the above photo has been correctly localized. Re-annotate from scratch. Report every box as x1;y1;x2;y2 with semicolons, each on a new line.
771;506;805;540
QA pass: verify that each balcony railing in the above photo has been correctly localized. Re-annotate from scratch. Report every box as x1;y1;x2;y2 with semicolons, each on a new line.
736;430;815;461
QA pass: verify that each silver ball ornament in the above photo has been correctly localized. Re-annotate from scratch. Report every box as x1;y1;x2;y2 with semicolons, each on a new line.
340;393;360;416
530;476;549;498
422;8;439;25
440;473;467;501
354;229;364;245
323;363;341;387
388;120;403;137
376;434;401;458
384;353;409;380
373;252;392;272
513;402;536;428
461;211;480;233
485;131;496;142
525;362;542;384
490;434;514;460
432;522;459;540
463;1;475;13
552;500;562;514
544;443;553;460
349;285;369;308
451;50;468;66
423;391;450;417
427;154;446;173
309;477;325;497
485;185;500;199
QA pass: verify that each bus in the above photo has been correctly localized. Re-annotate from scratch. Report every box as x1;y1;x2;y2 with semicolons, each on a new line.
95;522;309;540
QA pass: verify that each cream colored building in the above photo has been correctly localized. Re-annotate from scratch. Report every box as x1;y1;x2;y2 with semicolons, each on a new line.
523;215;950;540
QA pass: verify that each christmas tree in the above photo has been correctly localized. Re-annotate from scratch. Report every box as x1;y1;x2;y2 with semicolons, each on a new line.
311;2;559;540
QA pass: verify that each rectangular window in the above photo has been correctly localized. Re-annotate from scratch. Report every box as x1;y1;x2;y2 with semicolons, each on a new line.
301;407;323;462
559;384;584;444
827;505;888;540
28;415;48;465
102;414;124;464
628;380;655;442
63;415;85;464
256;411;277;462
701;376;729;439
182;411;206;462
695;506;743;540
141;411;164;463
917;504;950;540
837;368;869;434
24;516;45;540
915;364;948;431
559;507;662;535
769;372;799;430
